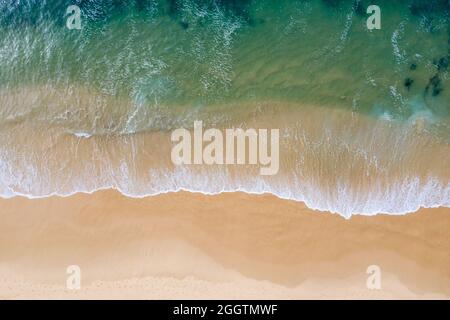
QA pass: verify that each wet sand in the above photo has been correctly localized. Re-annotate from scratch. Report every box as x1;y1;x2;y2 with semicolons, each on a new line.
0;190;449;299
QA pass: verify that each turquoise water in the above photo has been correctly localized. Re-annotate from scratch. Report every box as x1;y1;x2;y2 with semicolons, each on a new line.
0;0;449;216
1;1;449;121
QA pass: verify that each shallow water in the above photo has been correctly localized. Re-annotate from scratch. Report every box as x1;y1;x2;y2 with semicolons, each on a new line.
0;0;449;217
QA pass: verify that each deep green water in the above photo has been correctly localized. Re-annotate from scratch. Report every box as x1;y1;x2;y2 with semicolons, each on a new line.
1;0;449;122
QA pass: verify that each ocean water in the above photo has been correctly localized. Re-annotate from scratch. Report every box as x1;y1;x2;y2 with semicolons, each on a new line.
0;0;449;217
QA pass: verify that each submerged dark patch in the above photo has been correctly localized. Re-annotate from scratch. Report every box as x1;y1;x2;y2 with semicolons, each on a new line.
425;74;444;97
404;78;414;90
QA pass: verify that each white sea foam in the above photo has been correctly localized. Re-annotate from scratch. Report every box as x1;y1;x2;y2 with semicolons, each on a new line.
1;160;448;219
72;132;93;138
391;21;407;67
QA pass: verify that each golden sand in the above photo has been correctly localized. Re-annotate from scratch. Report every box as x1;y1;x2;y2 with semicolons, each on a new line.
0;190;449;299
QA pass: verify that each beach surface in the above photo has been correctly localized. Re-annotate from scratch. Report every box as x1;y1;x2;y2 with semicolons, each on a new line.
0;190;449;299
1;0;449;300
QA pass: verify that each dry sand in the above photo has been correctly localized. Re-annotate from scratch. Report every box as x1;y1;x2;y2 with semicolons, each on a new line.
0;190;449;299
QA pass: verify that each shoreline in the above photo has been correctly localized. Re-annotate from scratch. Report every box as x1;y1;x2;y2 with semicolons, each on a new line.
1;190;449;299
1;0;449;301
1;88;449;217
2;187;449;218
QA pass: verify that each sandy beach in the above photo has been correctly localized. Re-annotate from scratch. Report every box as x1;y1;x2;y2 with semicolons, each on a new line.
0;190;449;299
1;0;450;302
